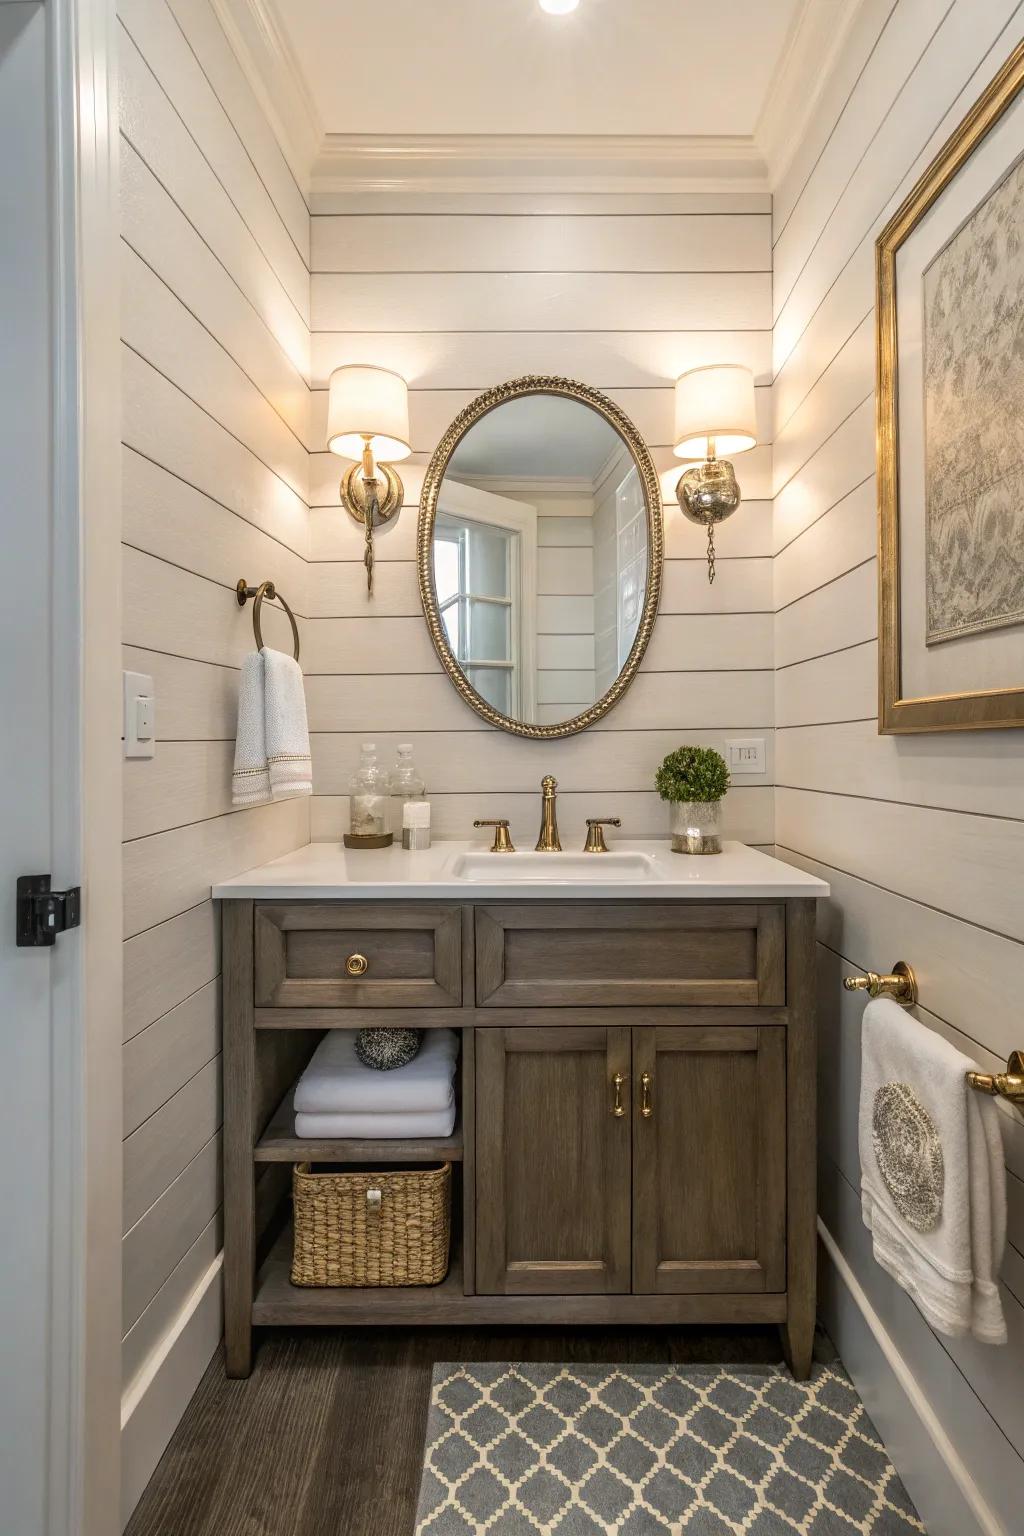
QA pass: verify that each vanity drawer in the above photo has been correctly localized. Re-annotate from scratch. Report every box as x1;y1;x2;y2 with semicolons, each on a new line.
254;903;462;1008
475;903;785;1008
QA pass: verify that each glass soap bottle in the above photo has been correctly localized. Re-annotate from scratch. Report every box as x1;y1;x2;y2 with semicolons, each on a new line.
389;742;426;837
347;741;390;844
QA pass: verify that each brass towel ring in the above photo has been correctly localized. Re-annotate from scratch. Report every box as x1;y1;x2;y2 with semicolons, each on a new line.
235;578;300;662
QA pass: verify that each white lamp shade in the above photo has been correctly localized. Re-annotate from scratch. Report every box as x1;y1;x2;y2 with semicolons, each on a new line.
327;365;411;461
673;364;757;459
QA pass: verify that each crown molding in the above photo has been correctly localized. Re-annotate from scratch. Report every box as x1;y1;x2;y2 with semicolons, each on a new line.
755;0;872;188
210;0;322;191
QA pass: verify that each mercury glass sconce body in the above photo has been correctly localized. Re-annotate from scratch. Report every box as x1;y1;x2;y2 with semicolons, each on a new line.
327;364;411;593
673;364;758;583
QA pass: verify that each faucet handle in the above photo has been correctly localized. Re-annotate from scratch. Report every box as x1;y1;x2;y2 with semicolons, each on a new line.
473;819;515;853
583;818;621;854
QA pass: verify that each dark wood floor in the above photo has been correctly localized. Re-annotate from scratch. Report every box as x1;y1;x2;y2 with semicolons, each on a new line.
126;1324;823;1536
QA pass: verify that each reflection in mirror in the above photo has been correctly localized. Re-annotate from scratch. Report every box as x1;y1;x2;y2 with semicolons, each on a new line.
431;394;649;729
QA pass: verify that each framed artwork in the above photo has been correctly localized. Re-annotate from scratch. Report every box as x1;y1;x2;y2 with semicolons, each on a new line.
876;39;1024;732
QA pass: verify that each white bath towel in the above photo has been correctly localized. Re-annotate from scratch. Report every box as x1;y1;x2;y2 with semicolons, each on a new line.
231;648;311;807
295;1105;457;1140
859;997;1007;1344
293;1028;459;1115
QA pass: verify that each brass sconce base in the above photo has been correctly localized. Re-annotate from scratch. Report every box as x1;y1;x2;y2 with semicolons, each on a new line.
340;461;404;593
676;458;741;584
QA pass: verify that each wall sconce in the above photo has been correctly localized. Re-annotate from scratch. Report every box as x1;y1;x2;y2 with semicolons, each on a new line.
327;364;411;593
673;364;757;584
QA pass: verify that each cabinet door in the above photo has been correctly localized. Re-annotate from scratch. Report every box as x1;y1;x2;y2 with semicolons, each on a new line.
476;1027;631;1295
632;1026;786;1295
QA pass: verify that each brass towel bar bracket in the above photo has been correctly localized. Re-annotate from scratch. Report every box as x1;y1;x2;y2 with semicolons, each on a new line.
966;1052;1024;1107
843;961;918;1008
236;578;300;662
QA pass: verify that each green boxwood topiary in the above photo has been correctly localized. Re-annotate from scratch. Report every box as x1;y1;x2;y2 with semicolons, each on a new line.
655;745;730;803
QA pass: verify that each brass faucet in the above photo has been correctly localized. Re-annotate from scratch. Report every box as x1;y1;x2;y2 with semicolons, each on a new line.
535;775;561;852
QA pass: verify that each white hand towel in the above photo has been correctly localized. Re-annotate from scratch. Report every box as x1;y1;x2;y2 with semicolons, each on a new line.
294;1028;459;1115
859;996;1007;1344
231;648;312;807
295;1105;457;1140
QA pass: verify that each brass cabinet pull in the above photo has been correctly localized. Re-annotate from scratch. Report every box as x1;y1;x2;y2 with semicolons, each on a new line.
640;1071;654;1119
345;952;369;977
611;1071;627;1118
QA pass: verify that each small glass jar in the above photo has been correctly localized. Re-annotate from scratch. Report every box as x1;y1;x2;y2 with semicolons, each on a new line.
348;742;389;839
389;742;426;836
670;799;723;855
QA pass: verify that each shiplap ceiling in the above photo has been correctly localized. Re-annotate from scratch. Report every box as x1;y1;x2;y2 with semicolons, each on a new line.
273;0;803;138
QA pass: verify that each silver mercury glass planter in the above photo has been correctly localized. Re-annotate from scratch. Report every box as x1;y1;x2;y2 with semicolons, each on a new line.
670;799;723;855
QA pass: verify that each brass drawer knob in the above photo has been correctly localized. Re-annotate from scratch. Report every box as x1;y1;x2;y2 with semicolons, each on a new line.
611;1071;627;1118
345;952;369;977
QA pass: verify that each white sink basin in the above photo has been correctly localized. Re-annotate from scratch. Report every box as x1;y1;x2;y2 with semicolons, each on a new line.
450;850;664;883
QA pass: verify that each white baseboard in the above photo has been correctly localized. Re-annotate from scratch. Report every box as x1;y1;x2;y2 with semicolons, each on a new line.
817;1219;1003;1536
119;1253;223;1530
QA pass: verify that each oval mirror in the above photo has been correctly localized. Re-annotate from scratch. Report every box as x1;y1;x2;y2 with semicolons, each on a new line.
418;377;663;738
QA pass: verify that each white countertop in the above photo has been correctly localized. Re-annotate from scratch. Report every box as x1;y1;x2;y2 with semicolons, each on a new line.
212;840;830;901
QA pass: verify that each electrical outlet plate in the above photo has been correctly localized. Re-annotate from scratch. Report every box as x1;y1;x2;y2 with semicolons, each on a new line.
725;737;765;774
123;670;156;759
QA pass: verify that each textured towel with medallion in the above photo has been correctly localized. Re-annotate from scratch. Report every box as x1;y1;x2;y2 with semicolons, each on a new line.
859;996;1007;1343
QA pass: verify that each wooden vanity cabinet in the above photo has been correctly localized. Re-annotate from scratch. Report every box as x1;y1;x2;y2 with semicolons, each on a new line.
222;896;817;1383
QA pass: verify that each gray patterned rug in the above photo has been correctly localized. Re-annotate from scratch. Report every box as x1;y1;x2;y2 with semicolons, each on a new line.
413;1362;925;1535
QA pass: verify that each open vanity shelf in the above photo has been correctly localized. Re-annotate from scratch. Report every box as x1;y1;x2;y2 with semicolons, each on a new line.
220;866;826;1381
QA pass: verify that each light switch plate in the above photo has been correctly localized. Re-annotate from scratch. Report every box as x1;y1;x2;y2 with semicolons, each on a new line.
725;737;765;774
123;670;155;759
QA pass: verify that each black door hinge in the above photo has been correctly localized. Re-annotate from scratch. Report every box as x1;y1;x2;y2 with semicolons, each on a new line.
16;875;82;947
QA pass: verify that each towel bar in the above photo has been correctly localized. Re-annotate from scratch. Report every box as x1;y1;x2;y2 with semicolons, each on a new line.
236;578;300;662
966;1052;1024;1107
842;961;917;1008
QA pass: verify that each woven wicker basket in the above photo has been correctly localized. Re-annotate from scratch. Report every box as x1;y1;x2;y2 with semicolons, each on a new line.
290;1162;451;1287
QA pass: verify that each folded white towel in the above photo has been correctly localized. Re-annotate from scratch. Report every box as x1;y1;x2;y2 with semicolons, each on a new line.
295;1105;457;1140
294;1028;459;1115
231;648;312;807
859;997;1007;1344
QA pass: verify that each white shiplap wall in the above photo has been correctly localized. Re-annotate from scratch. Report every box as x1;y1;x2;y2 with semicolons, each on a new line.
770;4;1024;1534
308;199;776;847
117;0;311;1517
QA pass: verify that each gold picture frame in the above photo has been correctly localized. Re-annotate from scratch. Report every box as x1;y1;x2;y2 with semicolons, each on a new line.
418;375;663;740
876;39;1024;733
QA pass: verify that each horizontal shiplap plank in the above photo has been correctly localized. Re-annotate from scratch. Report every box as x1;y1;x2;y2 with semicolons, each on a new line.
309;722;774;797
121;250;308;499
121;349;308;558
164;0;308;259
536;669;595;705
662;558;772;613
310;786;774;846
123;546;301;671
121;646;238;742
118;0;308;318
123;978;220;1137
124;740;235;841
311;214;771;274
120;142;309;445
311;271;772;334
775;641;877;728
776;787;1024;942
773;477;876;611
123;797;309;938
122;1211;221;1382
122;446;307;608
772;243;873;438
772;313;873;488
122;1132;222;1334
776;718;1024;822
773;397;873;554
536;634;596;670
118;24;308;373
310;329;773;392
774;560;877;670
537;547;593;597
123;900;220;1042
123;1055;222;1233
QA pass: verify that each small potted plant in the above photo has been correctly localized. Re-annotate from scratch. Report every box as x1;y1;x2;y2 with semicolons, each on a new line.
655;745;730;854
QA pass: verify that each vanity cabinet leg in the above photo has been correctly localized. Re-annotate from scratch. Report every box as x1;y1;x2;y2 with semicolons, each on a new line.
223;900;255;1378
783;899;818;1382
